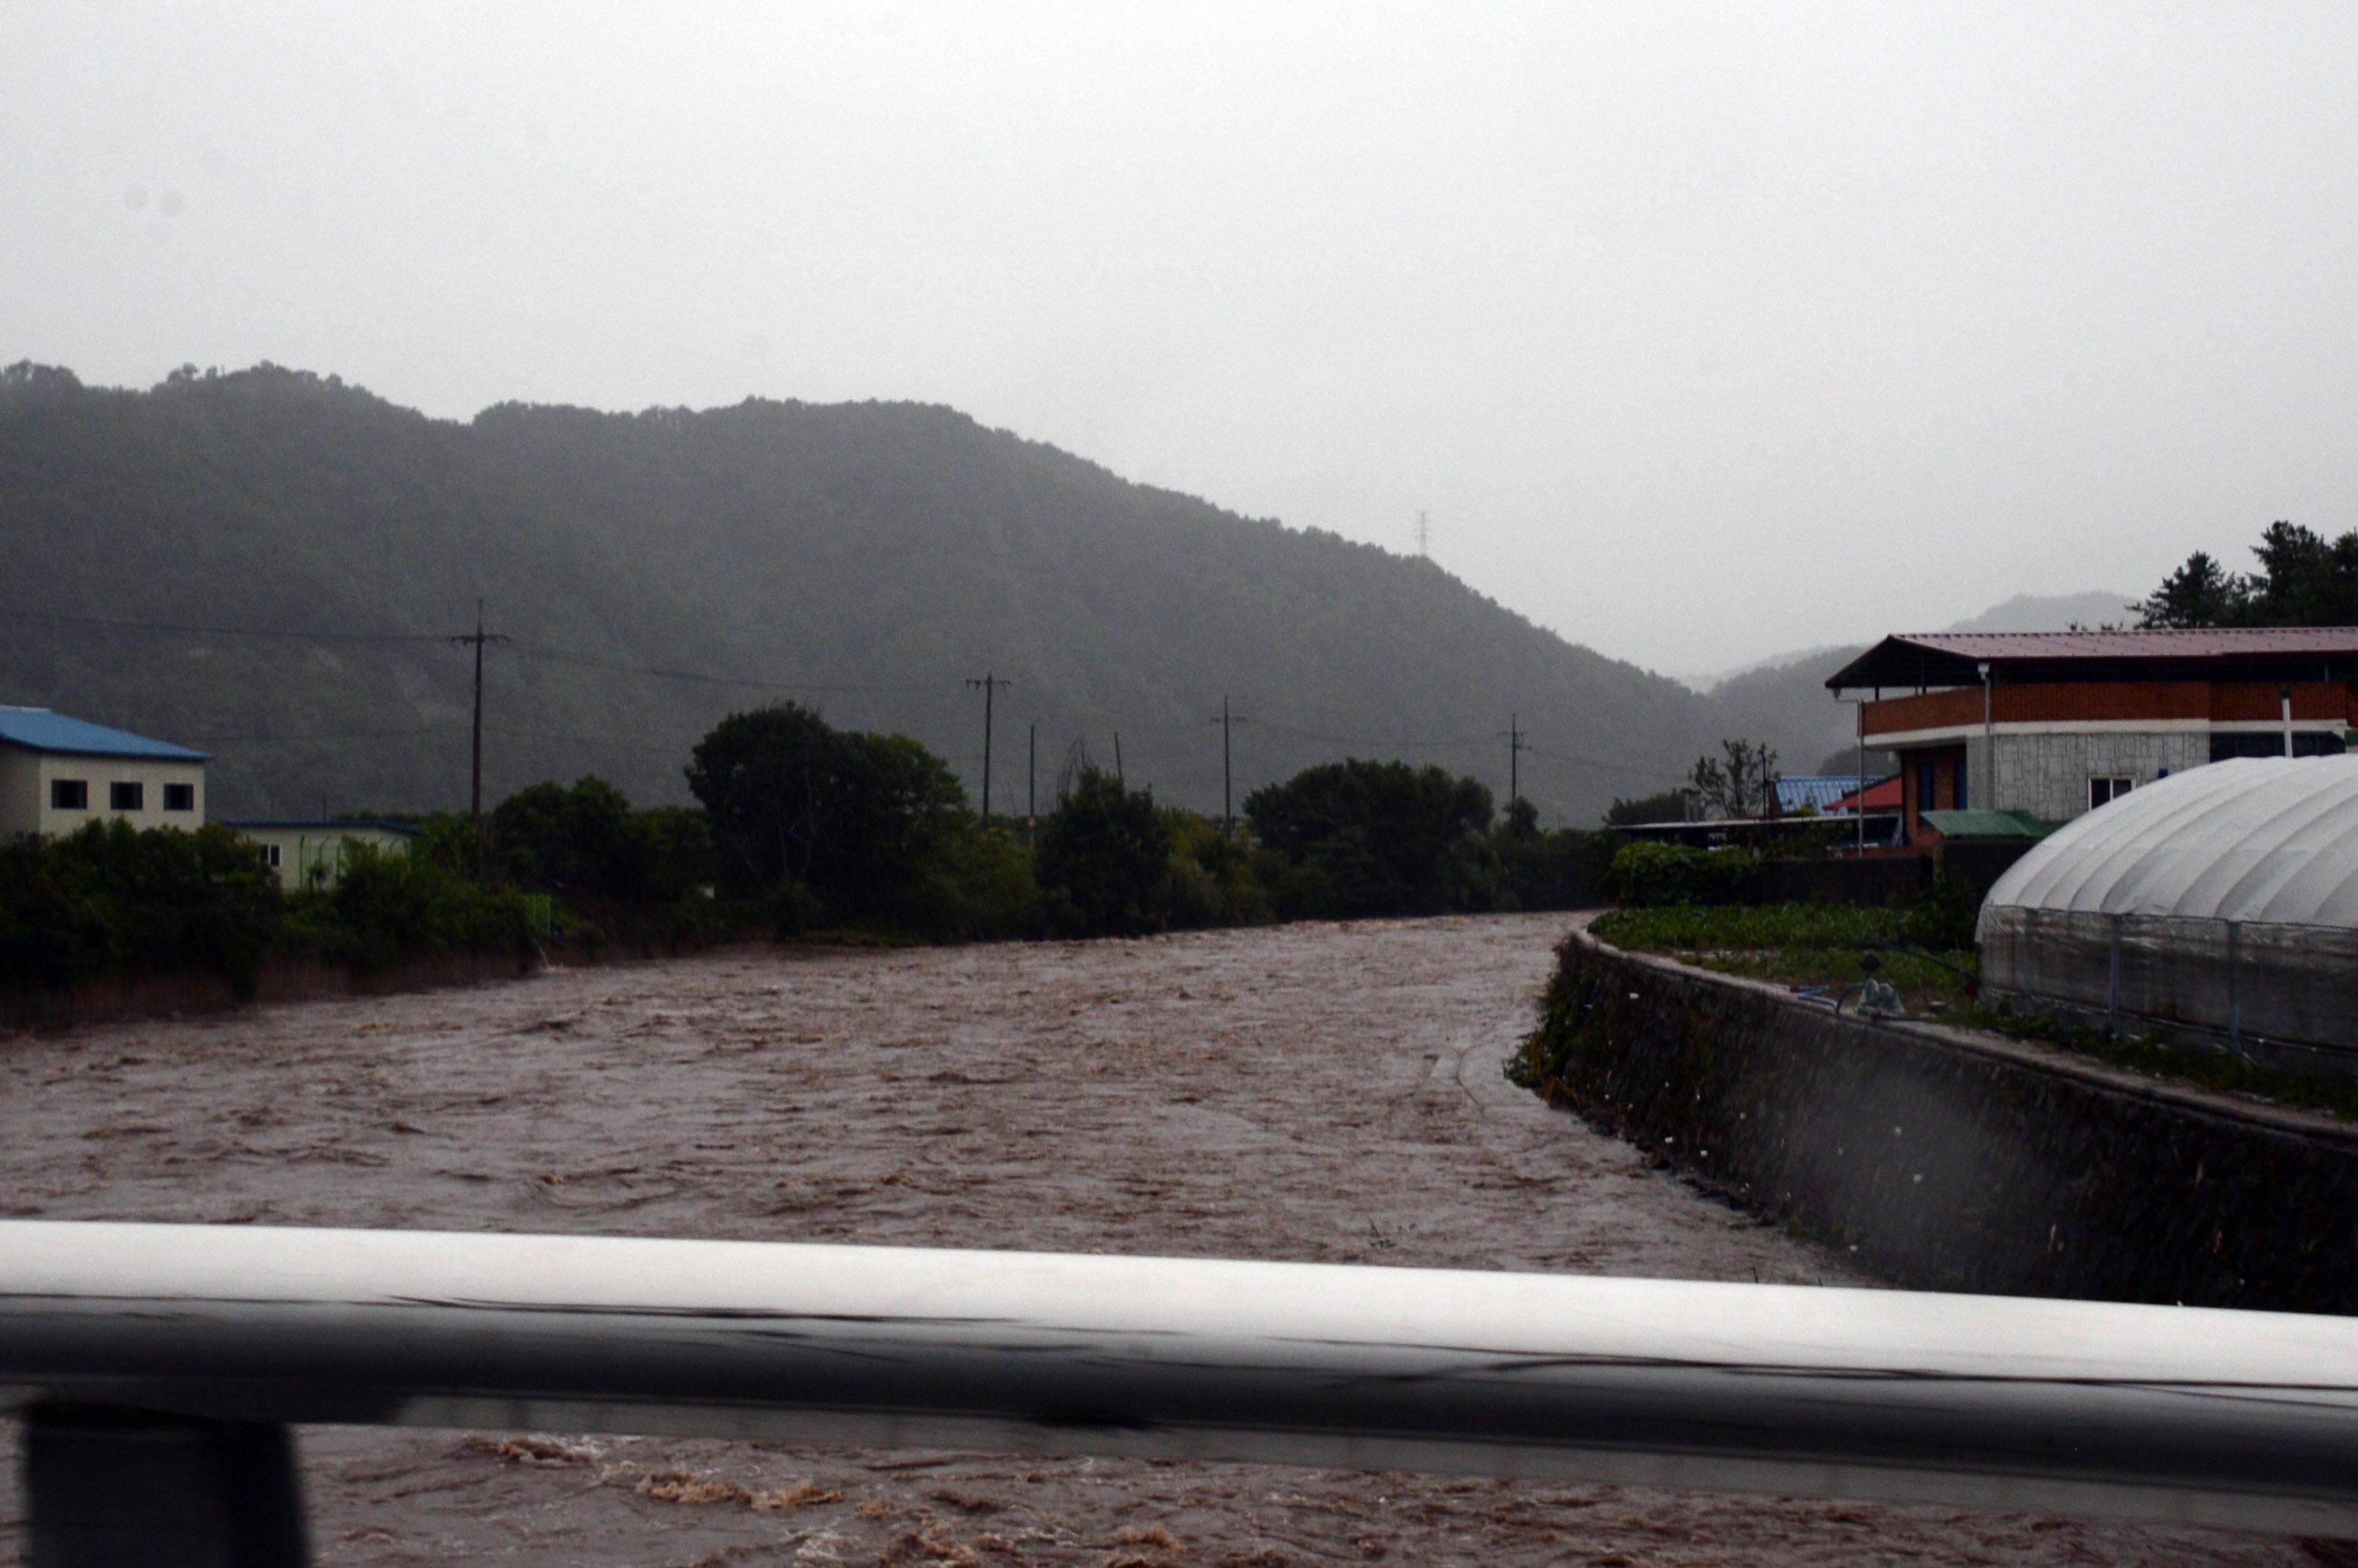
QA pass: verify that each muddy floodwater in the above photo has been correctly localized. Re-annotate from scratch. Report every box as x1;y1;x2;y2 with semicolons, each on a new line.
0;915;2316;1565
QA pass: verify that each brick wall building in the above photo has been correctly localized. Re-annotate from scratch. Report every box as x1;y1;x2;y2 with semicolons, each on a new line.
1825;630;2358;847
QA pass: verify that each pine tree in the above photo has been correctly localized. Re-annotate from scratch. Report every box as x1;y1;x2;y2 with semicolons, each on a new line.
2134;550;2241;629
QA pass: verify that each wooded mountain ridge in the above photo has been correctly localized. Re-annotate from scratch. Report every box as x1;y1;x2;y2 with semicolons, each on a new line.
3;361;1785;825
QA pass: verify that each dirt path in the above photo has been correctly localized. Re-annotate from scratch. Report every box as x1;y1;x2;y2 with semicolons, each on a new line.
0;916;2310;1566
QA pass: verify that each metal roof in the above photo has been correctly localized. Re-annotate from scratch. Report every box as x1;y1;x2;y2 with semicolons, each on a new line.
1920;808;2059;841
1775;774;1874;814
1832;776;1903;811
0;706;208;761
1981;757;2358;927
1826;628;2358;693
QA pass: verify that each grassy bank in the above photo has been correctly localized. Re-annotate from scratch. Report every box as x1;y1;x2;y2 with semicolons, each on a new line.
1589;901;1979;1012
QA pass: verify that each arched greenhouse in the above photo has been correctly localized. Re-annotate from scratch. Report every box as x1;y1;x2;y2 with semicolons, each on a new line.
1977;757;2358;1055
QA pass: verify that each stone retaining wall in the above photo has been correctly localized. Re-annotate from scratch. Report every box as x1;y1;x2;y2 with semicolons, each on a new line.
1522;925;2358;1314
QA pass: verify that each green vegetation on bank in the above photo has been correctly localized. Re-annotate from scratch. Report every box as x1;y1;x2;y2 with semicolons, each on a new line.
0;818;540;996
0;822;281;993
1590;898;1980;1009
1;702;1618;998
1581;881;2357;1120
678;704;1614;942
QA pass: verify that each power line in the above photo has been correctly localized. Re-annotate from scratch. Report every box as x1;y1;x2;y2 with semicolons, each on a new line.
503;640;945;696
482;723;692;756
1517;739;1680;782
4;602;1693;802
181;727;455;743
1252;719;1500;751
0;606;452;643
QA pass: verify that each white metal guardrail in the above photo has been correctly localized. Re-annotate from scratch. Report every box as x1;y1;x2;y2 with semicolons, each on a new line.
7;1222;2358;1563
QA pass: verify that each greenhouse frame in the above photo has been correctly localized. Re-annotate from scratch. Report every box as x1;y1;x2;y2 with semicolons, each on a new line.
1977;757;2358;1057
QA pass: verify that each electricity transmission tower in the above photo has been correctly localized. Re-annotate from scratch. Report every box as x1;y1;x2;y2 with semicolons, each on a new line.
965;672;1012;819
1507;714;1525;809
1415;511;1432;558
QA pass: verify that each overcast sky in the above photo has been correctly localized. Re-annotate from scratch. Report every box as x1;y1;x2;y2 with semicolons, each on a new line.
6;2;2354;674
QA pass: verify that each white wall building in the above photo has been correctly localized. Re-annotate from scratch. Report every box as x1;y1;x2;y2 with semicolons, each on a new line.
0;707;208;838
225;820;421;892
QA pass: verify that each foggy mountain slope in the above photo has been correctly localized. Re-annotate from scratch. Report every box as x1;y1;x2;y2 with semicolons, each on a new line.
1945;591;2138;635
0;363;1726;824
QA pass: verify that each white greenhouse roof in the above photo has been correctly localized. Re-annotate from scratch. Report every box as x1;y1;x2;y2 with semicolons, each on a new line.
1983;757;2358;929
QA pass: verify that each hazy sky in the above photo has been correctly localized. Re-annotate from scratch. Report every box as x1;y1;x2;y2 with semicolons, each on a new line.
7;2;2354;673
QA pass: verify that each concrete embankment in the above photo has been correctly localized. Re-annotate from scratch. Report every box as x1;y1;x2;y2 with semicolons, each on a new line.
1521;923;2358;1314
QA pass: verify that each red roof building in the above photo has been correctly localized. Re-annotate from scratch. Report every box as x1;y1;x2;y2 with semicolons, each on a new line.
1825;630;2358;846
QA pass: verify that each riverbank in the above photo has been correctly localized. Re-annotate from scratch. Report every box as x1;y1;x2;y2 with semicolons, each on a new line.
1518;920;2358;1314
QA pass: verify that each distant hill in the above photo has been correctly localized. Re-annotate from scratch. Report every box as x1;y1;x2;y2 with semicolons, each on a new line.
1944;590;2137;634
0;362;1737;826
1698;589;2141;776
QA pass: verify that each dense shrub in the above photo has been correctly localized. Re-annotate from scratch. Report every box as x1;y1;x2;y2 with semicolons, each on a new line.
1493;802;1614;910
688;705;967;923
1605;840;1762;907
0;822;281;992
1035;769;1172;937
279;840;535;973
491;777;721;934
1244;759;1495;918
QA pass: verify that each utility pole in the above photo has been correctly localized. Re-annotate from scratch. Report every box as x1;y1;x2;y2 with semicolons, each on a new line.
1113;732;1124;785
1027;723;1038;840
1508;713;1524;811
451;601;509;875
965;672;1012;819
1855;699;1867;857
1415;510;1432;558
1209;696;1250;836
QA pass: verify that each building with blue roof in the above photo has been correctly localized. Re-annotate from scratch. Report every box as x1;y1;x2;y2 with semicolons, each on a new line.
1772;774;1877;816
0;706;209;838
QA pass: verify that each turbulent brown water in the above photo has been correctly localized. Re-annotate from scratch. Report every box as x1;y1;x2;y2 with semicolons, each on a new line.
0;915;2313;1565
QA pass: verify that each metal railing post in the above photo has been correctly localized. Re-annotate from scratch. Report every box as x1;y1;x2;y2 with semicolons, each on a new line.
2108;914;2124;1035
27;1404;309;1568
2227;918;2242;1047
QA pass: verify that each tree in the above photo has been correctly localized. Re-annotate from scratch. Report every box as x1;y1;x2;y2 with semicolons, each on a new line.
1687;739;1777;819
686;705;842;899
2135;550;2242;629
491;776;636;896
1244;759;1494;917
1035;768;1172;937
2136;522;2358;630
1604;787;1687;827
685;705;966;917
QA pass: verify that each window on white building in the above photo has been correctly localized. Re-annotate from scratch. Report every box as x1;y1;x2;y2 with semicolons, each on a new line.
50;779;88;810
163;782;195;811
261;844;282;867
2089;776;2134;810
